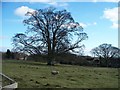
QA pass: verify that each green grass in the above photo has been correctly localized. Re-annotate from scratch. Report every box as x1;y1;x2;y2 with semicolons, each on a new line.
2;60;119;88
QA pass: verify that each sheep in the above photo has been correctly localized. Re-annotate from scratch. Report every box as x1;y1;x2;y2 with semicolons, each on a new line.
51;70;59;75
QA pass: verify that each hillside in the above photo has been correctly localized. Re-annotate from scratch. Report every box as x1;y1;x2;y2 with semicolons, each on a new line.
2;60;119;88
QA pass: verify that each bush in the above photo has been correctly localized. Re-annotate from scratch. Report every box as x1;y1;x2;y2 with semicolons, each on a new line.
27;54;47;62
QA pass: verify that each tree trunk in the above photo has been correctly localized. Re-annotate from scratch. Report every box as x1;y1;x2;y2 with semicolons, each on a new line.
105;58;108;67
47;54;54;65
47;50;53;65
47;34;53;65
47;59;52;65
47;32;56;65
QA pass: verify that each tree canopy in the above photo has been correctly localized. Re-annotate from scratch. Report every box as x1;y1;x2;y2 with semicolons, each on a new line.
91;43;120;59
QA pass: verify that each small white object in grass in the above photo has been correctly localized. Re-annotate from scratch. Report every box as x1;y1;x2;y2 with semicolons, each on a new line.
51;70;59;75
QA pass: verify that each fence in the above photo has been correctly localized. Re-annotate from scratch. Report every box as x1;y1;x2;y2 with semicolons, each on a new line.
0;73;18;90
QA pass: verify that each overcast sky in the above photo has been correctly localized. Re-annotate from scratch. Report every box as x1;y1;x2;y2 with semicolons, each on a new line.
1;0;119;56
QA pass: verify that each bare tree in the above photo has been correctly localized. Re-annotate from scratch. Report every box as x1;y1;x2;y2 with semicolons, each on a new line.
91;43;120;58
12;7;88;65
91;43;120;66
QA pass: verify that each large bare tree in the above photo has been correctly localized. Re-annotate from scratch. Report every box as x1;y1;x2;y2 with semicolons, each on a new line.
12;7;88;65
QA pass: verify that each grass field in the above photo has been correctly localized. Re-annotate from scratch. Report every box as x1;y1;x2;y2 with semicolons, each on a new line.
2;60;119;88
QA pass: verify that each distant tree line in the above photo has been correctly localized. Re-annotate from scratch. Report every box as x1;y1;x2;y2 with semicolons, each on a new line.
27;53;120;68
2;49;27;60
2;43;120;68
24;43;120;68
